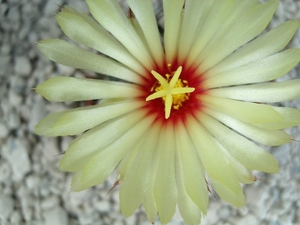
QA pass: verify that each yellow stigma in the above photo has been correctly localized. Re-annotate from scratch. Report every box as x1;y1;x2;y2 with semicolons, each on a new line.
146;66;195;119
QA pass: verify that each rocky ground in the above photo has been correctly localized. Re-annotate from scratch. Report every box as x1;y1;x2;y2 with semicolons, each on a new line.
0;0;300;224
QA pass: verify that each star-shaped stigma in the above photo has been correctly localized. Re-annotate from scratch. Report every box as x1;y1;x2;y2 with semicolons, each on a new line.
146;66;195;119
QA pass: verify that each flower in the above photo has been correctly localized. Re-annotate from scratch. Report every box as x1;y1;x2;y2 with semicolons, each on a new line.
35;0;300;224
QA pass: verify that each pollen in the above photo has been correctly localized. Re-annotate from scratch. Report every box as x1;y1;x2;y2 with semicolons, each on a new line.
146;66;195;119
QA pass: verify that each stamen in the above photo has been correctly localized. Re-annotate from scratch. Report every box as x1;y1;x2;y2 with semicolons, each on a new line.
146;66;195;119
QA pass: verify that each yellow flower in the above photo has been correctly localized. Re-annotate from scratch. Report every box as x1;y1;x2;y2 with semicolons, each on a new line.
35;0;300;224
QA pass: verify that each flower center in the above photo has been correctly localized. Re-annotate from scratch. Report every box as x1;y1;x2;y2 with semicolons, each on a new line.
146;66;195;119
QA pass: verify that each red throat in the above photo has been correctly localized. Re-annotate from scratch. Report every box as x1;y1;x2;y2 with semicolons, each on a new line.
140;58;207;126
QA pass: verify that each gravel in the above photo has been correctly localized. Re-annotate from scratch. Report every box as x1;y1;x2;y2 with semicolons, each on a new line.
1;0;300;225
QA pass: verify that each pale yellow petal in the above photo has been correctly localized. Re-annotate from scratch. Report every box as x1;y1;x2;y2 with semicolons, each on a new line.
154;123;177;224
119;125;159;217
86;0;154;68
178;0;209;61
186;116;241;193
210;178;245;208
206;20;300;76
203;107;291;146
203;49;300;88
175;121;208;214
186;0;235;67
190;0;271;69
143;143;160;223
201;95;283;125
117;139;143;182
71;113;155;191
198;0;278;72
59;110;146;172
36;77;141;102
175;144;202;225
214;140;255;184
37;39;142;83
35;100;143;136
208;79;300;102
126;0;164;67
56;10;146;75
199;113;279;173
163;0;185;64
257;106;300;129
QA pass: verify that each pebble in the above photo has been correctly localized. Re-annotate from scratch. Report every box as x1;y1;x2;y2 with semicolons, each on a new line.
9;75;26;95
0;3;8;15
0;123;9;138
43;206;69;225
44;0;63;16
10;211;22;225
7;110;21;129
8;89;23;107
94;200;111;213
78;211;98;225
217;205;232;220
4;138;31;182
1;43;11;55
14;56;32;76
57;64;76;76
21;3;33;16
235;214;259;225
0;55;11;76
28;97;48;132
25;175;40;190
7;6;20;22
18;24;30;40
60;136;72;152
41;196;60;210
0;162;11;183
66;0;90;14
23;205;34;222
0;194;14;221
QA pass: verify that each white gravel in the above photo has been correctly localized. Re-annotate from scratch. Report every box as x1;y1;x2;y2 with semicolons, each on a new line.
1;0;300;225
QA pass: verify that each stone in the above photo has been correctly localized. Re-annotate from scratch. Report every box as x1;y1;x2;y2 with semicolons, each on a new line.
0;55;11;75
9;75;26;95
94;200;111;213
57;64;76;76
25;175;40;190
0;162;11;183
41;196;60;210
0;122;9;138
10;211;22;225
60;136;72;152
28;96;48;132
235;214;259;225
1;43;11;55
7;6;20;22
7;110;21;129
0;194;14;221
0;3;8;16
126;214;137;225
18;25;30;40
4;138;31;182
8;89;23;107
22;3;36;17
28;31;38;44
43;138;60;161
217;205;232;220
44;0;63;16
17;186;33;221
78;211;97;225
23;207;33;222
43;206;69;225
14;56;32;76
